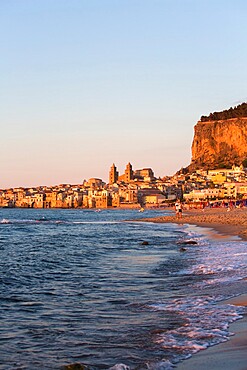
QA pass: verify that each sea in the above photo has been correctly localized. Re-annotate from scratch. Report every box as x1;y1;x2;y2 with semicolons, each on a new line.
0;208;246;370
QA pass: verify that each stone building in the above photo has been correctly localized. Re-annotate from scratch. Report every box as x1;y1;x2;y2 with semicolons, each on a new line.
134;168;154;180
109;163;119;184
124;162;133;183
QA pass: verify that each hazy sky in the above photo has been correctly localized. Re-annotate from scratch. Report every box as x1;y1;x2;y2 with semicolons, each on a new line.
1;0;247;188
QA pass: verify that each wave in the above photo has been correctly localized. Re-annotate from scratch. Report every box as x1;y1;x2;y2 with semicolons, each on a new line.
0;218;121;225
0;218;11;224
149;296;245;364
109;360;175;370
72;221;121;224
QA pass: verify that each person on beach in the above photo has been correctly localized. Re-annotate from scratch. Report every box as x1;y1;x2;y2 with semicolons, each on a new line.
175;199;183;219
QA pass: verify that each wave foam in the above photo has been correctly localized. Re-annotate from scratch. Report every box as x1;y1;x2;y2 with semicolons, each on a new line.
0;218;11;224
149;296;245;363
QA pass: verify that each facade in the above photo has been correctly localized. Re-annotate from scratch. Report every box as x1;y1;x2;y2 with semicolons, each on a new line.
134;168;154;180
2;163;247;209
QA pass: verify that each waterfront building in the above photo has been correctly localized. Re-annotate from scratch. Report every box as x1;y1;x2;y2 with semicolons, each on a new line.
138;188;166;206
34;192;45;208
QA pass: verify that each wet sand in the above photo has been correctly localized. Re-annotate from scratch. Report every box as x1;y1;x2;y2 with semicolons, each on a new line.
176;295;247;370
139;208;247;369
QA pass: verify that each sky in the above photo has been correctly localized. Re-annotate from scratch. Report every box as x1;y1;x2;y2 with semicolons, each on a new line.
1;0;247;188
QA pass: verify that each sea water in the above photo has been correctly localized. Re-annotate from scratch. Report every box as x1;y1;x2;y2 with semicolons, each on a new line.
0;208;246;370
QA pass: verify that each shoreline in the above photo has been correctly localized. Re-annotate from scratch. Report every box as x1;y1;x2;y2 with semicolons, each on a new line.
138;208;247;370
176;294;247;370
138;207;247;240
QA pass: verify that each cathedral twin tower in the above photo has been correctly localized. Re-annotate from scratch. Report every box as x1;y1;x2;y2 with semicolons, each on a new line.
109;163;133;184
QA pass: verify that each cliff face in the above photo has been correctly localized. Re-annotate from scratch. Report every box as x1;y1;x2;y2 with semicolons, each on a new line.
190;117;247;170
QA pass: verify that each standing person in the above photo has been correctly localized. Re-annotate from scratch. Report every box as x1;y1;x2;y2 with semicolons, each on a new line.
175;199;183;219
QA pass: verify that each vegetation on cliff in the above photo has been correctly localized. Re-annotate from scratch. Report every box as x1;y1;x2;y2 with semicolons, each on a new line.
200;102;247;122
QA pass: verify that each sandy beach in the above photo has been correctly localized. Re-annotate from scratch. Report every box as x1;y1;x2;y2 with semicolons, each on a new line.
140;207;247;240
141;207;247;369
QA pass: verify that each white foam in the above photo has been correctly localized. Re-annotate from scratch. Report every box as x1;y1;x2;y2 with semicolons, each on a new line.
109;360;176;370
149;296;245;360
0;218;10;224
72;221;120;224
109;364;130;370
176;238;247;289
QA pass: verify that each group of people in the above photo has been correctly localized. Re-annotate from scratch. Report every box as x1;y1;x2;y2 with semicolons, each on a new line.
173;198;247;219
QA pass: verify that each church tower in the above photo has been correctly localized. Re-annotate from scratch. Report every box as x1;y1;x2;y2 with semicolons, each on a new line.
109;163;118;184
124;162;133;183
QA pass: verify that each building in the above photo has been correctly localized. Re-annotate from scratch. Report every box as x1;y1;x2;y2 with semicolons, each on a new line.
85;178;104;189
134;168;154;180
124;162;133;183
138;188;166;206
109;163;119;184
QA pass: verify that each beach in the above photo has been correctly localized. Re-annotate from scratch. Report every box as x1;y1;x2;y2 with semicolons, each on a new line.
141;207;247;370
140;207;247;240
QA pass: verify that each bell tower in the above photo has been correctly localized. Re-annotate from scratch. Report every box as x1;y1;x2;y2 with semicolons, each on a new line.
124;162;133;183
109;163;118;184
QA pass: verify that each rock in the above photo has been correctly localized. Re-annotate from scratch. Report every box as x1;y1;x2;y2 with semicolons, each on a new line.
180;247;187;252
189;117;247;170
141;241;149;245
177;240;197;245
62;364;88;370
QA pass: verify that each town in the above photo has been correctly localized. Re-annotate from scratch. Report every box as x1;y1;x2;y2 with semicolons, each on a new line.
1;163;247;209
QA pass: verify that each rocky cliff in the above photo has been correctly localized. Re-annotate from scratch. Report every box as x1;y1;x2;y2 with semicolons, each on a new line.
189;117;247;170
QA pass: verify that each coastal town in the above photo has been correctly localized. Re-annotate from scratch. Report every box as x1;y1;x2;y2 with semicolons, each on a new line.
1;162;247;209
